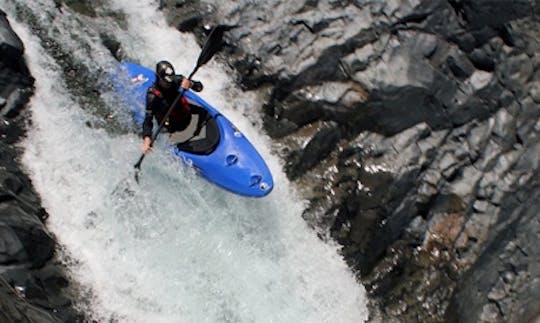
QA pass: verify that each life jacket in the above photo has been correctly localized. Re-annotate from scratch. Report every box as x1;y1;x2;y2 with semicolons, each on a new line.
151;88;189;111
151;87;190;128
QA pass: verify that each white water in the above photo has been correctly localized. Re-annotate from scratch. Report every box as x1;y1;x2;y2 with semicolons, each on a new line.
5;1;368;322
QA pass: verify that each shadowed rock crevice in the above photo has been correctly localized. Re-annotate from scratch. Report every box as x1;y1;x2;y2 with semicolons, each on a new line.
448;170;540;322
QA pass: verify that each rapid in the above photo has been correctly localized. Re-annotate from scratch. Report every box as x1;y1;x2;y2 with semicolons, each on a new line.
3;1;368;322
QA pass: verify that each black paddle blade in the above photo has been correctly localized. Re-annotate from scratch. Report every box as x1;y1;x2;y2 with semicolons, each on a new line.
196;25;229;68
134;168;141;184
133;154;145;183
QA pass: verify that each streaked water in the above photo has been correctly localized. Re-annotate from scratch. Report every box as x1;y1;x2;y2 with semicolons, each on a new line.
4;1;368;322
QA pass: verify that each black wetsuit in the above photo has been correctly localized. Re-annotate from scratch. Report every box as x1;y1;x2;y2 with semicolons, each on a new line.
143;76;204;138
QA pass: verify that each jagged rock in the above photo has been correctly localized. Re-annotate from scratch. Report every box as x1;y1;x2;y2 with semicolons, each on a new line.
529;81;540;103
286;122;342;179
498;53;534;96
100;33;124;62
159;0;216;37
446;50;475;79
448;171;540;323
0;10;24;70
468;47;495;71
0;277;59;323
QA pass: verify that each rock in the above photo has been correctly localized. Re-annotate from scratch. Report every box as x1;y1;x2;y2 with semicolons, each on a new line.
459;0;533;30
1;88;33;120
0;224;27;264
529;81;540;103
446;50;475;79
286;122;342;179
0;11;25;70
468;70;493;91
0;276;59;323
100;33;124;62
448;171;540;323
498;53;534;96
468;47;495;72
416;32;438;58
55;0;97;17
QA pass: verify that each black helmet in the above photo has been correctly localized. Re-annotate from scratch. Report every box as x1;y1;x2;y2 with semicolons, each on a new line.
156;60;175;83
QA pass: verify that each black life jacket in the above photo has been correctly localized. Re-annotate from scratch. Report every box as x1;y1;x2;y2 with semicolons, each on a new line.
150;86;190;129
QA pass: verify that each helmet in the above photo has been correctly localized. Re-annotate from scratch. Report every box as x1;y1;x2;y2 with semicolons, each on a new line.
156;60;175;83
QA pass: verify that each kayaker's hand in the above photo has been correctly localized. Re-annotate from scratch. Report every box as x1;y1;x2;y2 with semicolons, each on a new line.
180;78;192;90
191;80;203;92
142;137;152;154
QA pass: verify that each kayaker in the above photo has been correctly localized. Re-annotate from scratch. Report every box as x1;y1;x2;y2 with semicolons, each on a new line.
141;60;205;153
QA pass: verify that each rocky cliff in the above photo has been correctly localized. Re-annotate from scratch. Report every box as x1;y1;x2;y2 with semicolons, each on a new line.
161;0;539;322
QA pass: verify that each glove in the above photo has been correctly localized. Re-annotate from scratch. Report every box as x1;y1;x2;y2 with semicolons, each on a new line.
191;80;203;92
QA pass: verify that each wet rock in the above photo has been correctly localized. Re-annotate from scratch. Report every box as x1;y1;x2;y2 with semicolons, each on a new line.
2;88;33;120
286;122;342;179
458;0;533;30
0;224;26;264
0;276;59;323
159;0;215;37
100;33;124;62
55;0;97;17
448;171;540;323
0;11;26;72
2;264;79;321
529;81;540;103
498;53;534;96
468;70;493;92
446;50;475;80
468;47;495;72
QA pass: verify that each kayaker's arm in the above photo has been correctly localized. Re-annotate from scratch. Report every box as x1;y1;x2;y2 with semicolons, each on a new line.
142;89;157;153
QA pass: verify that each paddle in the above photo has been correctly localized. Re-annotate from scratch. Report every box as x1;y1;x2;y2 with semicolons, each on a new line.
133;25;227;182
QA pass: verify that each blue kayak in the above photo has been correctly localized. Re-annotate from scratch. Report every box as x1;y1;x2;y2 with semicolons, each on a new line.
114;62;273;197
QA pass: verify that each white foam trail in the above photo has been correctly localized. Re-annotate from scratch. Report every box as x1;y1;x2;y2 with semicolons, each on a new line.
7;1;368;322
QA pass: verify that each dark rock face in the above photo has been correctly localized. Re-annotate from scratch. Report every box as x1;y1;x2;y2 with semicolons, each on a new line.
1;10;81;322
162;0;539;322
